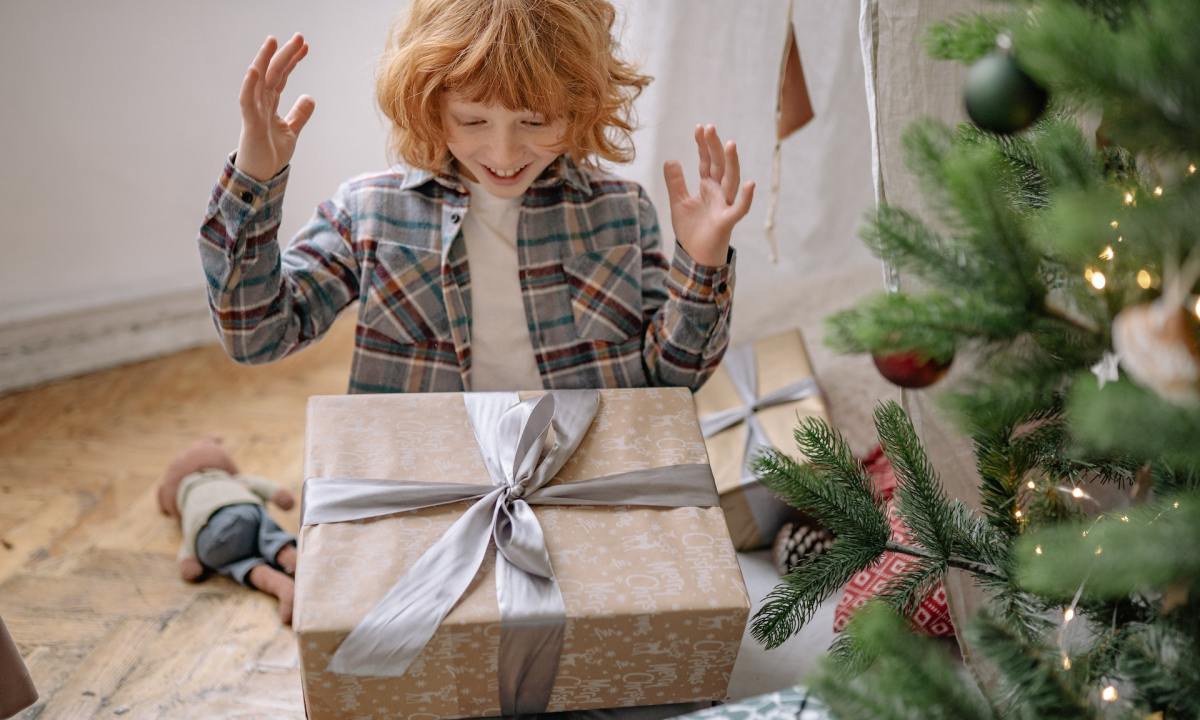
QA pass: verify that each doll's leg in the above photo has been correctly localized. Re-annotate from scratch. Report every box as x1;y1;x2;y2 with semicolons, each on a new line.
256;511;298;575
244;564;295;625
194;504;261;573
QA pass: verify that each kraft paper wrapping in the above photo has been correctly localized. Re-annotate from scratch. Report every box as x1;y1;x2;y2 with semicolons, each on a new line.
694;329;830;550
294;387;751;720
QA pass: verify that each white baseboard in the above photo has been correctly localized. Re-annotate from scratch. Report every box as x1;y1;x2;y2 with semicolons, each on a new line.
0;289;219;395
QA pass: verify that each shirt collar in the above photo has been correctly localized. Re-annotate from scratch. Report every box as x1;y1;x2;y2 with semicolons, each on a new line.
398;154;592;196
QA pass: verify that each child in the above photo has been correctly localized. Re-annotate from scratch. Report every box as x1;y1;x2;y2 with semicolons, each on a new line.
157;437;299;624
197;0;755;393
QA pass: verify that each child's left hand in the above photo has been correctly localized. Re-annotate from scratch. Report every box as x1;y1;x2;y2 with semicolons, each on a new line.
663;125;756;267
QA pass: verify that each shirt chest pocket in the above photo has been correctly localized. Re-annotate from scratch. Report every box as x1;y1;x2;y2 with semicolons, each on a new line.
561;244;643;344
360;242;451;344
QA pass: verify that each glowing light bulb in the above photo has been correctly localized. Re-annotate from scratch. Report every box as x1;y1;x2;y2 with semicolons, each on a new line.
1120;515;1129;522
1109;220;1119;229
1194;296;1200;320
1099;246;1115;260
1027;480;1036;489
1090;271;1107;290
1102;686;1118;702
1095;546;1103;556
1189;163;1197;175
1174;501;1181;509
1064;608;1075;623
1116;235;1124;243
1072;487;1084;499
1137;269;1153;289
1014;509;1024;519
1124;191;1135;205
1062;656;1072;670
1035;545;1043;555
1153;186;1164;197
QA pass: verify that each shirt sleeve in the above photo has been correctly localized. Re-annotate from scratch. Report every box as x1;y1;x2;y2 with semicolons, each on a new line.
238;474;283;502
197;152;360;364
636;186;735;390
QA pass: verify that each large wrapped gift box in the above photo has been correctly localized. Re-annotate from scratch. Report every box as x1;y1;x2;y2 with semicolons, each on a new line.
694;329;830;550
295;387;751;720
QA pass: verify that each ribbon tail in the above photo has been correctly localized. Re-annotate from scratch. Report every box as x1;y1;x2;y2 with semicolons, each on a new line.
496;544;566;715
699;406;751;438
327;488;503;677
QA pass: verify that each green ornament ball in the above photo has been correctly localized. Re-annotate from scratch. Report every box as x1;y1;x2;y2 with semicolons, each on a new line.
963;50;1048;134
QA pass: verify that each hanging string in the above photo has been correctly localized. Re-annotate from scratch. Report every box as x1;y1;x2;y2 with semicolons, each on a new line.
764;0;795;265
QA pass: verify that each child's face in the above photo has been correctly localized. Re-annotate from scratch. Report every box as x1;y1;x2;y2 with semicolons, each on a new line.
442;93;567;199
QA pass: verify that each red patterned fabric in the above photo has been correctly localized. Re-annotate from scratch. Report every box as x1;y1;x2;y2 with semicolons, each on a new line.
832;445;955;637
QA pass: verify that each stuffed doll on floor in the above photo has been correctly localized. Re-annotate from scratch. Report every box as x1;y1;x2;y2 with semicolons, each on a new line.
157;437;298;624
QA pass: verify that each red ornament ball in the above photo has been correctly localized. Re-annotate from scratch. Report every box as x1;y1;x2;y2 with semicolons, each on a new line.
872;351;952;389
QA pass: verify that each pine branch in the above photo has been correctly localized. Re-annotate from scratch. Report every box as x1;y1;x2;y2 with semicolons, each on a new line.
811;605;999;720
750;542;885;650
924;13;1006;63
968;614;1093;719
875;401;957;556
753;446;888;545
1017;491;1200;599
885;541;1005;582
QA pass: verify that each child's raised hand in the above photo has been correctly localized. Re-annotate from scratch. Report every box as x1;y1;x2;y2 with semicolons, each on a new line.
234;34;316;183
662;125;756;267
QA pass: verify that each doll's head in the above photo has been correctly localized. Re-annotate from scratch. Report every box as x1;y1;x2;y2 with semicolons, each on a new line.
375;0;650;191
157;436;240;518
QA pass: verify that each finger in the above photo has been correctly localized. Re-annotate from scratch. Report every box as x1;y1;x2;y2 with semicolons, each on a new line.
721;141;740;205
240;65;262;123
730;181;756;221
265;33;304;91
276;41;309;96
695;125;711;180
705;125;725;181
285;95;317;135
663;160;690;204
244;36;277;119
251;35;277;79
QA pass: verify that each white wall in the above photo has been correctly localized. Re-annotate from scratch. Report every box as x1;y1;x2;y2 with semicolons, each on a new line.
0;1;398;325
1;1;887;437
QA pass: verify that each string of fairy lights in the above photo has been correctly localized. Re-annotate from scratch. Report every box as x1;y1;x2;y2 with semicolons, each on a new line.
1017;468;1185;709
1084;162;1200;321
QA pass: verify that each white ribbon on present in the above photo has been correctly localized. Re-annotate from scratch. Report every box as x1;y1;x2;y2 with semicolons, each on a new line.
302;389;719;716
698;343;820;543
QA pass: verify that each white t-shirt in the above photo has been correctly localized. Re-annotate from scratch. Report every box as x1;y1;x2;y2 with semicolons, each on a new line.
461;181;544;390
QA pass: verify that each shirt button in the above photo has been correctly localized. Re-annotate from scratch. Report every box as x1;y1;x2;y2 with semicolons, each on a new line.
717;281;728;294
240;191;254;204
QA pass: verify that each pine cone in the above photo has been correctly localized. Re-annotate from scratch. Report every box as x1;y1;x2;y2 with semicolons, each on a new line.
772;520;835;575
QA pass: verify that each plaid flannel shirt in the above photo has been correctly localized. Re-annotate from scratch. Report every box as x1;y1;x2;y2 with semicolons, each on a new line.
197;153;735;393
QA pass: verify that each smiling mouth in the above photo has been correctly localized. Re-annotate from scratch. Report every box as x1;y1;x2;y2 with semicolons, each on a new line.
483;163;530;179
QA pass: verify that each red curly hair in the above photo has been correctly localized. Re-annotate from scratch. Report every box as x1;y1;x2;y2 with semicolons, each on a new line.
375;0;651;171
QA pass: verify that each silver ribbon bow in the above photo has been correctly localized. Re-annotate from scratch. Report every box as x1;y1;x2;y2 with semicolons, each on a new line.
302;389;719;716
698;344;819;541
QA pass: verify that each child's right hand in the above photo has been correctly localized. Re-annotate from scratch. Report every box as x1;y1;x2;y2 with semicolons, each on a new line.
234;34;316;183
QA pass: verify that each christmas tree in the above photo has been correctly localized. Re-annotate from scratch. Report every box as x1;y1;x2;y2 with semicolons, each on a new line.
751;0;1200;716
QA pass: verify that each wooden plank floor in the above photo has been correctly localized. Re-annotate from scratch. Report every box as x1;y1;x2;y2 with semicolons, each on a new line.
1;314;358;719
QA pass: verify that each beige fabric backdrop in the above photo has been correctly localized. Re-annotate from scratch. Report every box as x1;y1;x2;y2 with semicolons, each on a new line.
859;0;994;672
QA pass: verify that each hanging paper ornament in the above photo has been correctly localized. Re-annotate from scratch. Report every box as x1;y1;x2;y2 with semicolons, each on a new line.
1112;300;1200;405
963;37;1048;135
872;351;953;389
